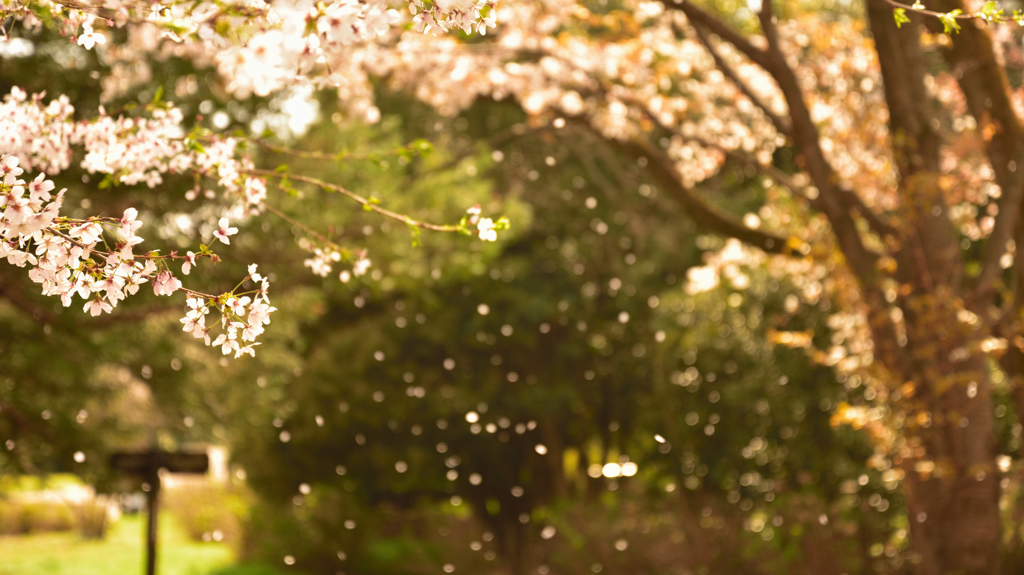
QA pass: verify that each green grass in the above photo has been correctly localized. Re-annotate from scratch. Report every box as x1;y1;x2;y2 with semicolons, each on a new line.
0;512;281;575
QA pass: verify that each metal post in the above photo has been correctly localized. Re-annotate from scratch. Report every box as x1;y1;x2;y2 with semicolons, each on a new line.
145;468;160;575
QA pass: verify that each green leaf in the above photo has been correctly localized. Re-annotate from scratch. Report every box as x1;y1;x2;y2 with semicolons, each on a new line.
979;1;1002;21
409;224;422;247
97;174;115;190
939;9;962;34
411;138;433;157
893;8;910;28
280;176;298;197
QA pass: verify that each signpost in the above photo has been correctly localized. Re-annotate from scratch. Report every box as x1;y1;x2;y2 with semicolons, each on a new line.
111;449;209;575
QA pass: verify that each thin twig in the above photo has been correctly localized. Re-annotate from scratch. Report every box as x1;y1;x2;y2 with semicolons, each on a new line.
260;197;334;245
688;23;793;138
246;168;461;232
882;0;989;20
663;0;774;71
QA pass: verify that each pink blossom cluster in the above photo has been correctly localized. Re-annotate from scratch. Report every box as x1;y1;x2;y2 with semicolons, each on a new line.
211;0;495;104
189;138;266;217
0;2;513;360
302;242;341;277
2;1;498;116
181;265;276;358
0;85;482;308
0;153;275;356
409;0;496;35
0;88;267;218
310;0;403;44
0;0;116;48
465;205;497;241
375;0;783;184
298;237;372;282
79;105;190;188
0;87;76;175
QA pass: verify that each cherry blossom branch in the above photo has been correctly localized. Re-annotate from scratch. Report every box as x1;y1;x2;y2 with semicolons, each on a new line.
757;1;881;266
45;227;91;251
0;275;59;323
49;0;113;20
594;81;895;241
90;304;181;327
260;200;335;246
188;165;356;263
246;137;432;164
640;109;896;240
665;0;773;71
612;135;790;254
176;286;222;300
688;23;793;139
248;139;356;163
881;0;978;19
246;168;461;232
414;122;551;178
664;1;888;291
884;0;1020;34
0;153;274;357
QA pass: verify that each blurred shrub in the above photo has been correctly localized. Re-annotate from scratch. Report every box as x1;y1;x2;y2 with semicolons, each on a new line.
0;497;111;537
237;480;874;575
164;482;250;545
19;501;75;533
240;491;469;575
0;498;22;534
0;474;110;536
70;495;111;538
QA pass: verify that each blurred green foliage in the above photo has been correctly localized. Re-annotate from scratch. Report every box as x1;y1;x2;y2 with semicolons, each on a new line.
0;23;910;575
164;482;251;545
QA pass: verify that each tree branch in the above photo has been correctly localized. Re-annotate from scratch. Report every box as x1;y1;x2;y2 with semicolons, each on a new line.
927;0;1023;188
688;23;793;139
613;136;789;253
663;0;774;72
977;142;1024;297
246;169;461;232
671;2;897;246
0;276;58;323
415;122;551;178
92;304;180;327
836;185;898;239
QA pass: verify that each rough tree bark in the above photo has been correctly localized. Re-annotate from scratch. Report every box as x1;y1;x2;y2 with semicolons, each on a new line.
632;0;1022;572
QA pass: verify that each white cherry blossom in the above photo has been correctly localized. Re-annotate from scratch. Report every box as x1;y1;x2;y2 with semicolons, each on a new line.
477;218;497;241
77;23;106;50
213;217;238;245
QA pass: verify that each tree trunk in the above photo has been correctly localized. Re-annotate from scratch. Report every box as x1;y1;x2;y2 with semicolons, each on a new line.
863;2;1002;571
896;313;1001;575
663;0;1012;570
